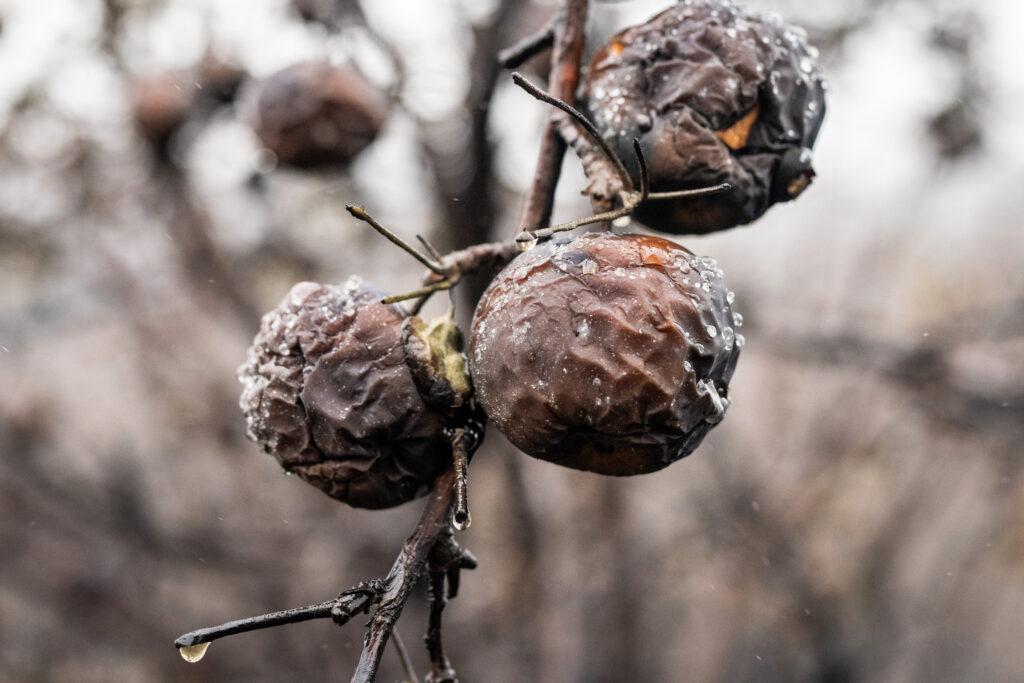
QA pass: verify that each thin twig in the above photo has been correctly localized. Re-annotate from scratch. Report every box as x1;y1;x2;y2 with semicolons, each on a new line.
517;205;635;243
383;277;460;305
648;184;732;201
513;72;633;195
632;139;649;201
346;204;446;275
174;583;380;649
416;234;444;262
392;627;421;683
513;76;731;242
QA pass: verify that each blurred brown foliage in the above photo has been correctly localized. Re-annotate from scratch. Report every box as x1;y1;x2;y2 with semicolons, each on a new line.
1;1;1022;681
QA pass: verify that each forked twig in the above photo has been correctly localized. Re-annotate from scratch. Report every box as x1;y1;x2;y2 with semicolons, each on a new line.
346;204;467;307
512;72;633;194
352;469;461;683
424;533;477;682
516;0;589;236
346;205;446;276
174;468;471;683
511;75;731;243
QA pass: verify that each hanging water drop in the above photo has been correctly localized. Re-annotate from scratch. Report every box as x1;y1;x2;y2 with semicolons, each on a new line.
453;510;471;531
517;233;538;252
178;642;210;663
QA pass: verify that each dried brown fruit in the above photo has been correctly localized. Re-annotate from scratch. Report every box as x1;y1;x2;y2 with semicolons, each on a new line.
131;76;193;158
580;0;827;234
468;232;741;475
132;59;247;159
238;277;468;509
247;61;387;169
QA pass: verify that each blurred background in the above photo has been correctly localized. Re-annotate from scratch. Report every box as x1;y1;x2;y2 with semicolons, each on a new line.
1;0;1022;681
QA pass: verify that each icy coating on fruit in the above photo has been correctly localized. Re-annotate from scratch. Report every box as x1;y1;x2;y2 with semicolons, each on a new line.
580;0;827;234
238;277;450;509
247;61;387;169
469;233;742;475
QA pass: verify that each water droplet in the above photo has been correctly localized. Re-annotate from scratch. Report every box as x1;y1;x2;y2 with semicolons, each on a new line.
733;312;744;327
517;234;538;252
614;267;626;277
735;334;746;348
706;325;718;338
683;360;694;373
726;291;736;304
179;642;210;663
453;510;471;531
699;379;727;424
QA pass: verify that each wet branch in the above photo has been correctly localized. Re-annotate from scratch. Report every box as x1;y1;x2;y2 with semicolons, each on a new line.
173;467;474;683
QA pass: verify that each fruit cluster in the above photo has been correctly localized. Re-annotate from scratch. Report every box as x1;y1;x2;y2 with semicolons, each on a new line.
237;0;824;512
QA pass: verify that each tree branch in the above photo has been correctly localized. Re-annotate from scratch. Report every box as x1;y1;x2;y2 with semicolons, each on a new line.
172;467;465;682
352;468;458;683
516;0;590;234
758;329;1024;432
424;547;456;683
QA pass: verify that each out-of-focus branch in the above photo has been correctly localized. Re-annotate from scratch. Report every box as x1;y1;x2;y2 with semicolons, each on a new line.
759;329;1024;433
802;0;894;55
498;14;558;69
161;167;262;329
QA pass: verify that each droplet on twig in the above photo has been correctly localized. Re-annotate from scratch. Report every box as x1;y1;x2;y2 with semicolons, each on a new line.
178;642;210;663
517;232;539;251
453;509;472;531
